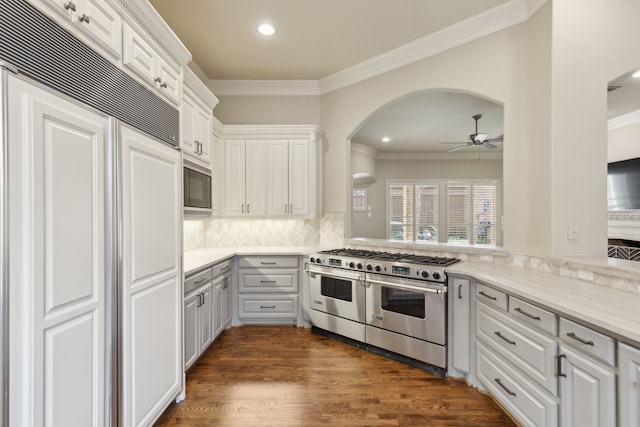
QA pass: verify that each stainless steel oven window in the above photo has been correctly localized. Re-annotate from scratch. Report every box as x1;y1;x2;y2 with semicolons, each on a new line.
380;287;426;318
320;276;353;302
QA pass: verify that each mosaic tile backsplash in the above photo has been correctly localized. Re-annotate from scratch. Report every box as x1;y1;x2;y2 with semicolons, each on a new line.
183;213;344;251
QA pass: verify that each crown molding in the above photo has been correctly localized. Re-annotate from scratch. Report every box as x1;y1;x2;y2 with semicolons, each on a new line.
184;67;219;109
221;124;323;141
212;116;224;138
319;0;528;94
207;80;320;96
376;151;503;160
351;142;379;158
608;109;640;130
115;0;191;66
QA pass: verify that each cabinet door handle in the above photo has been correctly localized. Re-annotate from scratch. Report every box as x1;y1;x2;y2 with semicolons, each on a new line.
64;1;76;11
556;353;567;377
260;305;276;309
160;82;168;89
285;203;288;214
154;77;162;83
479;291;497;301
289;204;293;213
458;284;463;299
247;204;250;214
514;307;541;320
78;14;90;23
196;293;202;307
494;331;516;345
566;332;594;346
494;378;516;396
242;204;245;214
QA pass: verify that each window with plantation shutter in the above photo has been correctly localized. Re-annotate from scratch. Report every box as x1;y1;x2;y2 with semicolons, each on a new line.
387;179;500;245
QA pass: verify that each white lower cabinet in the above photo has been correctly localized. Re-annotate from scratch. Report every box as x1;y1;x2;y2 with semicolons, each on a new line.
619;342;640;427
236;256;300;324
477;341;558;427
558;319;616;427
184;283;213;370
449;276;473;376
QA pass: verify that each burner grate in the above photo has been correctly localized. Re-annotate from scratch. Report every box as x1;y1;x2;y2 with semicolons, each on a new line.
317;249;460;266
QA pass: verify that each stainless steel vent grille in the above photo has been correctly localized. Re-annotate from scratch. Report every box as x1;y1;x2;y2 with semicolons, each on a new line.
0;0;179;147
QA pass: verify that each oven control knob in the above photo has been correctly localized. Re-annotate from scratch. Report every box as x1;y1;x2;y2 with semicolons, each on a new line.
375;265;382;272
421;270;429;279
316;258;323;264
357;262;363;270
432;271;441;280
348;262;355;269
366;264;373;271
310;257;316;264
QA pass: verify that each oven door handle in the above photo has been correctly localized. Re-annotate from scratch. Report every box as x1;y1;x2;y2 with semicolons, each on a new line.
308;269;365;284
365;278;444;294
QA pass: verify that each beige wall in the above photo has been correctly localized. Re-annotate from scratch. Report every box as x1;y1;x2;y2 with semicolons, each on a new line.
214;95;321;125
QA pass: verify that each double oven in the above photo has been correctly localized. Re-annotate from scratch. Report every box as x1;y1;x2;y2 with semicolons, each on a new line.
308;249;460;375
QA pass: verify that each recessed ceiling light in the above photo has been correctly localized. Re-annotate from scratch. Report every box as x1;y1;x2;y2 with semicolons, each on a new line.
632;70;640;78
382;136;391;143
258;24;275;36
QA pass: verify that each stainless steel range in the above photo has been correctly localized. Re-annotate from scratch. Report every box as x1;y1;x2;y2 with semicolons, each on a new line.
307;248;460;375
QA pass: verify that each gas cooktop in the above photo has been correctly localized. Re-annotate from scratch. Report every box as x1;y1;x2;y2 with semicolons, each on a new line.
317;248;461;267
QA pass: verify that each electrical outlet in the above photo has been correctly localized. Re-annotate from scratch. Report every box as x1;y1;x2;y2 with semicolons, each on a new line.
567;224;579;240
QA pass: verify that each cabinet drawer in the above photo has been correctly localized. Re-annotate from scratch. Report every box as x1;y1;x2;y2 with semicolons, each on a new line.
559;318;615;366
239;269;299;293
238;256;299;268
476;282;508;311
477;341;558;427
238;295;298;318
211;259;231;277
509;297;558;336
185;268;213;295
477;302;557;394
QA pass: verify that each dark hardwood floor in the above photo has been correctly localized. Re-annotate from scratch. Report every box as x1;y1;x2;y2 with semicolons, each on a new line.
155;325;517;426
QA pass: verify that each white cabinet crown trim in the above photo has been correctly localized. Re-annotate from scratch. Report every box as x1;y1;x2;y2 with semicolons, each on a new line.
221;124;324;142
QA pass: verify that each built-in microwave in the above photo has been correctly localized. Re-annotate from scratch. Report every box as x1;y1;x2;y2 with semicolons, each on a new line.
184;162;212;214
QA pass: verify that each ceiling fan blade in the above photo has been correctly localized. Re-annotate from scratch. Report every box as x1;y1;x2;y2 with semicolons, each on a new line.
439;141;468;145
483;142;497;150
448;145;468;153
486;135;504;143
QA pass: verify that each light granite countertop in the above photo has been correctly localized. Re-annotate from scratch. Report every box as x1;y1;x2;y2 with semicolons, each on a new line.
449;261;640;348
183;246;318;276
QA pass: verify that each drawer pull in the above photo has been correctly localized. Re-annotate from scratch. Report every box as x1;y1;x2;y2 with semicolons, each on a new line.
194;278;206;284
260;280;277;284
566;332;594;346
494;378;516;396
479;291;497;301
260;305;276;309
514;307;541;321
261;261;277;265
556;353;567;377
458;284;462;299
494;331;516;345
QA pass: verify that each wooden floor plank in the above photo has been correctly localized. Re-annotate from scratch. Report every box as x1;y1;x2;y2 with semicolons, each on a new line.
155;325;517;426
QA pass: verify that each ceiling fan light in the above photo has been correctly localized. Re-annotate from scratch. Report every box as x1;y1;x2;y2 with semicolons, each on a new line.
470;133;488;143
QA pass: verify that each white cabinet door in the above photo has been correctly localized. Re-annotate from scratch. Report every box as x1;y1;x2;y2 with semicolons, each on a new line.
245;140;267;216
7;76;109;427
222;276;232;329
288;139;311;216
120;124;182;427
198;284;214;354
47;0;122;57
196;106;212;165
213;276;225;338
267;140;289;215
224;140;247;216
559;344;616;427
451;277;471;373
184;292;199;370
181;92;197;158
156;55;181;105
619;342;640;427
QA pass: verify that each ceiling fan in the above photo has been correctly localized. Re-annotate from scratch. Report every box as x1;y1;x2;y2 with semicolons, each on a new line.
440;114;503;152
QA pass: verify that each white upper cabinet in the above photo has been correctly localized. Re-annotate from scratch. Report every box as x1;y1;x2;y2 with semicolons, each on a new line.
222;125;323;219
123;22;182;105
182;67;218;167
47;0;122;58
